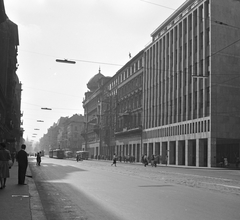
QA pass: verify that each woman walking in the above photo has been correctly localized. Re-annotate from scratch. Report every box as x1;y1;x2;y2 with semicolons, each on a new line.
0;143;12;189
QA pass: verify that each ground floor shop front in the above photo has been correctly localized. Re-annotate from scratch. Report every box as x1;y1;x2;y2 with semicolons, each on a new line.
84;136;240;168
114;135;240;168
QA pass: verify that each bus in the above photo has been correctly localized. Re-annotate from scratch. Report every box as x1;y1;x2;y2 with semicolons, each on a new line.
76;151;89;160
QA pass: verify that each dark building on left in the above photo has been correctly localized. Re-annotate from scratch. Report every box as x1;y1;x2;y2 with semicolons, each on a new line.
0;0;23;152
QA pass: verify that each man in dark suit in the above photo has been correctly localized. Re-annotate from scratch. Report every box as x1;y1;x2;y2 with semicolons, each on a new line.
16;144;28;185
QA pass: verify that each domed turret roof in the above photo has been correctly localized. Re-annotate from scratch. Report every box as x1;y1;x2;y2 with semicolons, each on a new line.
87;68;104;91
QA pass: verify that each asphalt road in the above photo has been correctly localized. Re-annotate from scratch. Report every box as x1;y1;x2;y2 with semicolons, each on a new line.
29;157;240;220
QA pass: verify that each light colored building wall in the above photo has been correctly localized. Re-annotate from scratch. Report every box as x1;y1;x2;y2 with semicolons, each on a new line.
142;0;240;167
210;0;240;139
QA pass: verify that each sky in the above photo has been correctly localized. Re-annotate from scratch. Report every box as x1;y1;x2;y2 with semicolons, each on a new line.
4;0;185;142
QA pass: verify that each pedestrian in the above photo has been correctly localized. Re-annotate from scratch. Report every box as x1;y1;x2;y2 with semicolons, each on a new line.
151;155;155;167
111;153;117;166
165;154;168;166
143;154;148;167
36;152;41;166
16;144;28;185
152;155;157;167
0;143;12;189
235;156;240;168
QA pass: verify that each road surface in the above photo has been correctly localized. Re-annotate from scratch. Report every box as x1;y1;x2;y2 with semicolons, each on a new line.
29;157;240;220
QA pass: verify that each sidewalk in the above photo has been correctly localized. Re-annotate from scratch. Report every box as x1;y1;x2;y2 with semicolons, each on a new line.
0;160;46;220
90;158;240;170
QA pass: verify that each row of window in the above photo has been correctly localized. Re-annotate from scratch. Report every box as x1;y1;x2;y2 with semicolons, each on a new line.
145;119;210;139
144;1;211;129
153;0;210;40
108;57;144;90
117;112;142;132
118;93;142;114
118;74;143;99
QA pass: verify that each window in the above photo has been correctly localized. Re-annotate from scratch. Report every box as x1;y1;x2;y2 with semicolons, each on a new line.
189;39;192;56
206;28;210;45
189;65;192;84
200;89;203;108
195;36;198;52
189;93;192;111
194;91;198;110
189;14;192;30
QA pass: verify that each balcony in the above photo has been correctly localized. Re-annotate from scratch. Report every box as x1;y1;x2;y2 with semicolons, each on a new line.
115;125;142;137
80;131;88;140
93;124;100;135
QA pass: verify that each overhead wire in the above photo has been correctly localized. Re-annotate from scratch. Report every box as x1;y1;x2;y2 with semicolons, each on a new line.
21;102;83;112
139;0;175;10
22;86;82;99
20;0;240;138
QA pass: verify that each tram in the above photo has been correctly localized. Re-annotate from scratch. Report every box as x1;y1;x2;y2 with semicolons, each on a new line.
53;149;65;159
49;149;53;158
49;149;65;159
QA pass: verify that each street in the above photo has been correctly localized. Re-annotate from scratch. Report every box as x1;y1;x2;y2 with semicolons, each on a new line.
29;157;240;220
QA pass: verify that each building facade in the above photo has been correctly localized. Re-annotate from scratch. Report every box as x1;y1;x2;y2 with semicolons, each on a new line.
143;0;240;167
39;115;85;154
114;50;144;162
82;52;144;161
82;69;111;158
82;0;240;167
0;0;23;152
66;114;85;152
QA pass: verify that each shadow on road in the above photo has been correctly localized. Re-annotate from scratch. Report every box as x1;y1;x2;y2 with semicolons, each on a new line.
139;184;173;188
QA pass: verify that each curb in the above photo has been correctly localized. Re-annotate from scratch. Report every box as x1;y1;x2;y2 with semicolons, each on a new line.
28;161;47;220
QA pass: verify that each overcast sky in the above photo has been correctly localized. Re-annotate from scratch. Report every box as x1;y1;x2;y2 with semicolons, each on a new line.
4;0;185;142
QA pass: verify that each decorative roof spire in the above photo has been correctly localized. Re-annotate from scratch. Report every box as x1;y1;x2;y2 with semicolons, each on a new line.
99;67;101;74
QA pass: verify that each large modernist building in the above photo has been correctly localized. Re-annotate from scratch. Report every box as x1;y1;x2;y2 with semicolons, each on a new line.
143;0;240;167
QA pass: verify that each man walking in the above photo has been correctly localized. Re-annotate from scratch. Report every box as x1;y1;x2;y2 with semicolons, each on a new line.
111;153;117;167
16;144;28;185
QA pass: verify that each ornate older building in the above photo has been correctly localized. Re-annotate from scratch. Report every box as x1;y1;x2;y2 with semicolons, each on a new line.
82;52;144;161
82;69;111;158
114;50;144;162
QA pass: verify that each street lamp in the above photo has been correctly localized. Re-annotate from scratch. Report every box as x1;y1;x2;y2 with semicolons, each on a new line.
56;59;76;64
41;107;52;110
